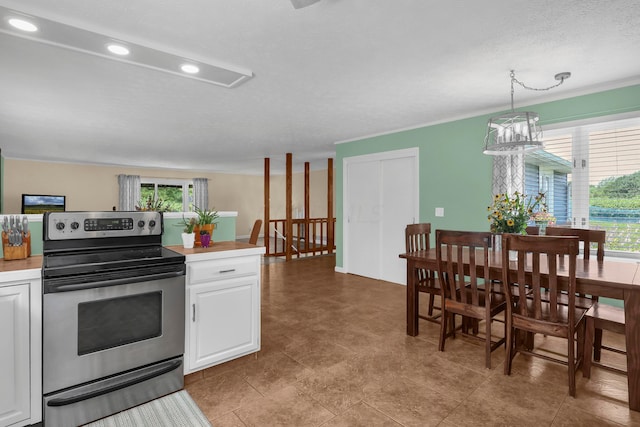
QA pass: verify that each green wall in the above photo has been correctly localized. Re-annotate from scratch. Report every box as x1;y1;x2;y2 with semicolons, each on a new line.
335;84;640;268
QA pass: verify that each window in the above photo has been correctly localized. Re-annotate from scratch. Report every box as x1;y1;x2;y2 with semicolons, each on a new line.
525;115;640;256
140;178;193;212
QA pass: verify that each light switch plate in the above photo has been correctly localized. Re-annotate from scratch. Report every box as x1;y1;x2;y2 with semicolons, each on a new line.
435;207;444;217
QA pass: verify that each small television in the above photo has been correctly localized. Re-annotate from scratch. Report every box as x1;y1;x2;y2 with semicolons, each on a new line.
21;194;66;214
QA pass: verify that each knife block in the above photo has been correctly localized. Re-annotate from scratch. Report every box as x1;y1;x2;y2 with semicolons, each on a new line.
1;231;31;260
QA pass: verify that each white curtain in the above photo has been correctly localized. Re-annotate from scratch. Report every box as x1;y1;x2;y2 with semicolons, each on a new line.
118;174;141;211
492;154;524;196
193;178;208;210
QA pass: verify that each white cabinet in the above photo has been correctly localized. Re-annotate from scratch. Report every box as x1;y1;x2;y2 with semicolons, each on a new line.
184;248;263;374
0;273;41;427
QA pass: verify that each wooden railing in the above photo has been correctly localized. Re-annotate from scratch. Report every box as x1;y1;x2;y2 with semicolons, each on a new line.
267;218;335;258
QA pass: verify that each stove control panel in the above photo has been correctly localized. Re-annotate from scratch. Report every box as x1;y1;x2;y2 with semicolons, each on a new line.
44;211;163;240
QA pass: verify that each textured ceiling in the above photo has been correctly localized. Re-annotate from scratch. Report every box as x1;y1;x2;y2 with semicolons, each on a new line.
1;0;639;174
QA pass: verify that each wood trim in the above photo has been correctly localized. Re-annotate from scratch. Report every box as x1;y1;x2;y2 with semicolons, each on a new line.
286;153;293;261
327;158;334;254
264;157;270;255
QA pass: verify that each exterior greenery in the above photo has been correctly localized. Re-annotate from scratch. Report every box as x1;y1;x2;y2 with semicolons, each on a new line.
140;184;186;212
591;221;640;252
589;170;640;252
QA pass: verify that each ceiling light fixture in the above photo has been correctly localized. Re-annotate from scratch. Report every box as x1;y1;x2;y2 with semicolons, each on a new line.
181;64;200;74
290;0;322;9
0;5;252;88
8;17;38;32
483;70;571;156
106;43;130;56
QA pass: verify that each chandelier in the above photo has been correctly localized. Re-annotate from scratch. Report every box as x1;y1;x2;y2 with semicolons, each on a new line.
483;70;571;155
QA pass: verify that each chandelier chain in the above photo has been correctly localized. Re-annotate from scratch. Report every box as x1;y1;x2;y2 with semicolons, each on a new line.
509;70;569;111
510;69;568;92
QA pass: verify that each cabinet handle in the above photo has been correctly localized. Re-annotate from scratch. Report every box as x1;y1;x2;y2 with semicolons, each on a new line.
219;269;236;273
192;304;196;322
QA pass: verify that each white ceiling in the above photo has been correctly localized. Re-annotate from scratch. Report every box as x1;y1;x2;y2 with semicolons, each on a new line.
1;0;639;174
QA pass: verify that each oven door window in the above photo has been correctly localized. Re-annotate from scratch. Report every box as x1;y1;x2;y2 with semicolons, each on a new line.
77;291;162;355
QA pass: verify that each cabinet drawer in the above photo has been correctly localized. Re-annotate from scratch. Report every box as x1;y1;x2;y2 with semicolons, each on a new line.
188;257;257;284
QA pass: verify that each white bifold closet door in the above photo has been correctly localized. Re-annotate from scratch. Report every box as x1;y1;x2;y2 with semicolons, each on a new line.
344;148;418;285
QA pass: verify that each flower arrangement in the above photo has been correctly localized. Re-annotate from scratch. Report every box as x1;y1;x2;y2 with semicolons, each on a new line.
530;210;556;224
487;191;546;234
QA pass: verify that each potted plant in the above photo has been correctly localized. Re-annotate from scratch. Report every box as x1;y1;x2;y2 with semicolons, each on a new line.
136;195;171;212
199;229;211;248
179;216;197;249
193;206;219;247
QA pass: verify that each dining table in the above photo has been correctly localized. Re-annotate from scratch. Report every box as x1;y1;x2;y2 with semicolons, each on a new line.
400;248;640;411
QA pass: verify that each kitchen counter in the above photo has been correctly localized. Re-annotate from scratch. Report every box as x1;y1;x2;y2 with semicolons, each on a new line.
0;255;42;281
1;242;265;274
166;241;265;261
175;241;264;374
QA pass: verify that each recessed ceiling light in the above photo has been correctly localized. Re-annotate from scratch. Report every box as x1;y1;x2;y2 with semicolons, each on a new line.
107;43;130;56
8;17;38;32
181;64;200;74
1;5;252;87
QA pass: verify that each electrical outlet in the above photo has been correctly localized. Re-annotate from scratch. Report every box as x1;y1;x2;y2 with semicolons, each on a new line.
435;207;445;217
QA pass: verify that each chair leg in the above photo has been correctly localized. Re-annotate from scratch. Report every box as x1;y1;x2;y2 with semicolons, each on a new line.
583;316;595;379
439;310;448;352
427;293;435;316
593;327;603;362
504;319;513;376
485;316;491;369
568;333;576;397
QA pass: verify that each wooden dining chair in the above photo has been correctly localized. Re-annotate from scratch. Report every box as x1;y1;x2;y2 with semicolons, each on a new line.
249;219;263;245
525;226;540;235
583;302;626;378
405;223;441;323
544;226;605;262
501;234;586;397
545;227;607;353
436;230;506;369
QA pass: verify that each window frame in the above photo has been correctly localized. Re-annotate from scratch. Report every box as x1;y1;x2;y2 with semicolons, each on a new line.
140;177;193;212
531;112;640;259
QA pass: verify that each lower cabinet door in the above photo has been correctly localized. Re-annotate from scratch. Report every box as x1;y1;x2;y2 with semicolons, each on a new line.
188;276;260;371
0;284;30;427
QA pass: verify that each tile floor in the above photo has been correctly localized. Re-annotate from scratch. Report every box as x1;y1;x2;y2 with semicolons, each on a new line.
185;255;637;426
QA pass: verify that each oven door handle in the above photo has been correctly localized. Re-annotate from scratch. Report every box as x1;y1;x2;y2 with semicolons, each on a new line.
46;358;183;407
44;269;185;293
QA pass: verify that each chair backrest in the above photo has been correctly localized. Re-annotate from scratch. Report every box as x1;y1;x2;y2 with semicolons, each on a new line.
405;223;431;252
545;227;605;261
436;230;492;306
525;226;540;235
249;219;263;245
502;234;579;324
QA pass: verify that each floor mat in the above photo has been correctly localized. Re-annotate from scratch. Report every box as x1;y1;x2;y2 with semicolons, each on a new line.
83;390;211;427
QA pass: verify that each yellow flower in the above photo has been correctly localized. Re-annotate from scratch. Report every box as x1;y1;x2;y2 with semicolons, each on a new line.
507;219;515;226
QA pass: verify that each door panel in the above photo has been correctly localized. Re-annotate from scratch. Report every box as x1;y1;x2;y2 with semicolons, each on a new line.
346;160;380;278
380;157;415;284
344;148;418;284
